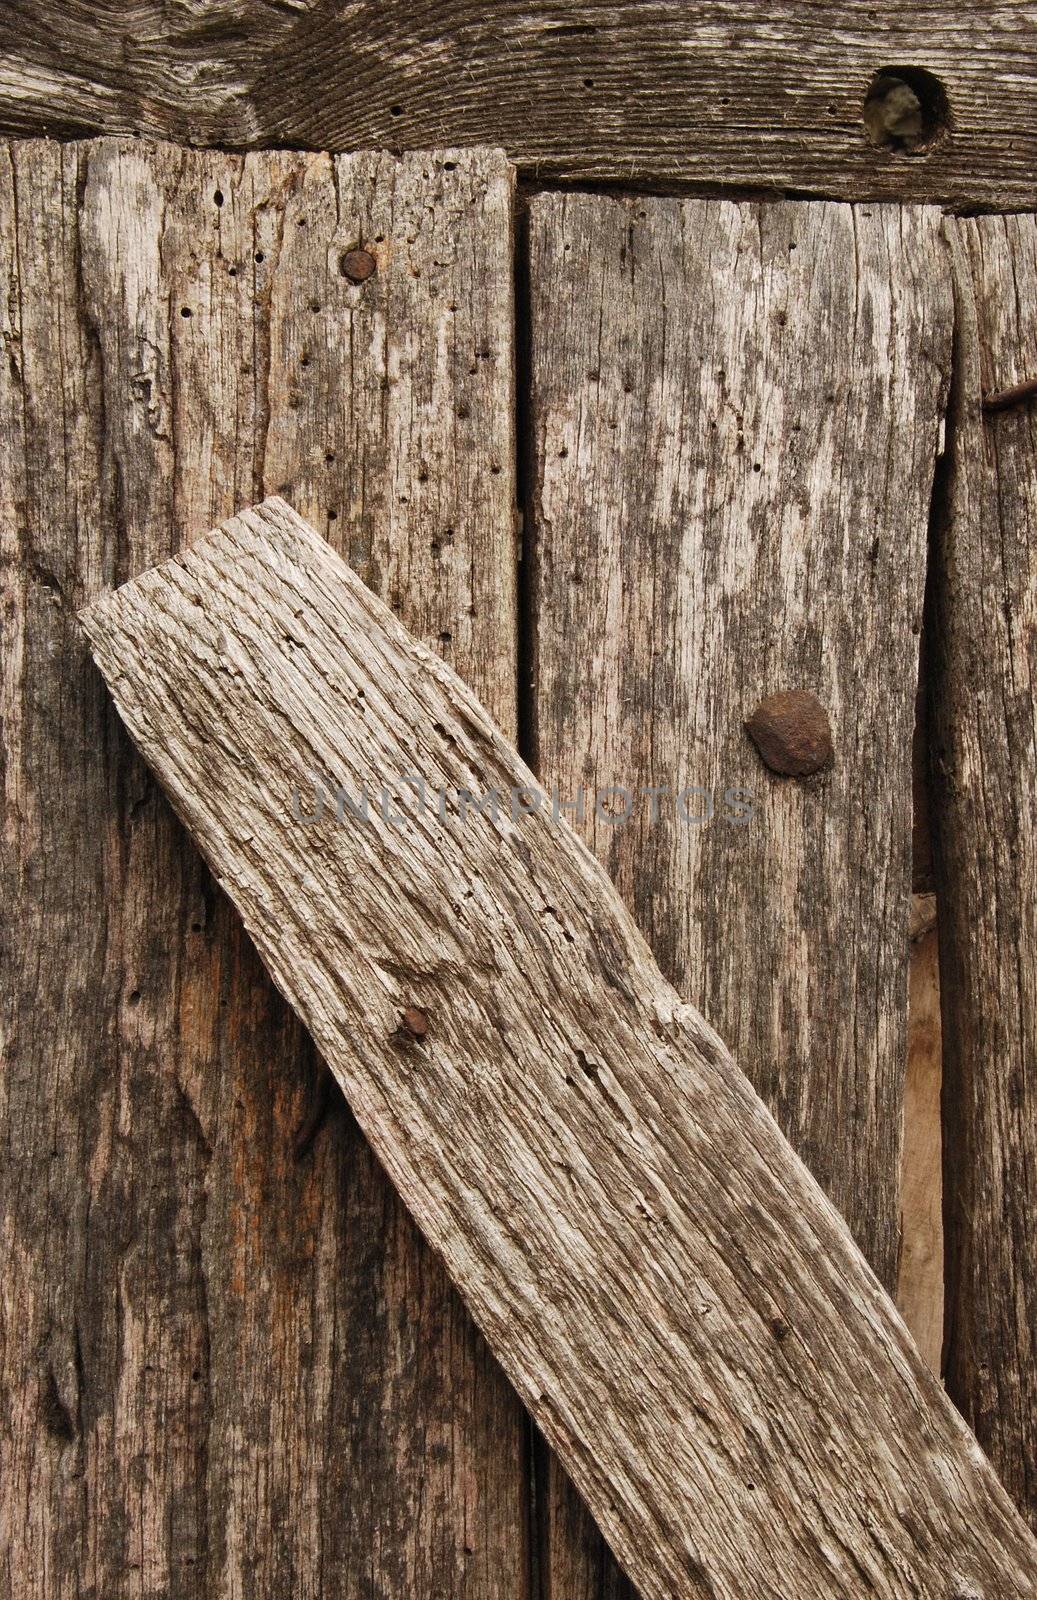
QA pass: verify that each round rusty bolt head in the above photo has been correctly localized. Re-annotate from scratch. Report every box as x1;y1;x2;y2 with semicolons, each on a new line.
400;1004;429;1040
745;690;833;779
340;248;376;284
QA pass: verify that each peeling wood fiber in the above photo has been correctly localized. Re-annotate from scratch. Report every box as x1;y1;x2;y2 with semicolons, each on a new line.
80;495;1037;1600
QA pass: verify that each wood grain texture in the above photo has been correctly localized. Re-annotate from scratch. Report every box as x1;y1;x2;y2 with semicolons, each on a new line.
528;191;951;1291
4;3;1037;207
0;137;528;1597
931;214;1037;1527
79;495;1037;1600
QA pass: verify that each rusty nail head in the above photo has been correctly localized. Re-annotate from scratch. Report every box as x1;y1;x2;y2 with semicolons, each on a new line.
745;690;833;779
400;1005;428;1040
341;248;376;284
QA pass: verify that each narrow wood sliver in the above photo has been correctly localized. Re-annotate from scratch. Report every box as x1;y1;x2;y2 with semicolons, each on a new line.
80;497;1037;1600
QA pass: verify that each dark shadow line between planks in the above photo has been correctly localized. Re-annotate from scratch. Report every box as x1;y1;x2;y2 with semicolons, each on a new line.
513;187;539;780
921;246;965;1389
907;335;954;1379
511;178;552;1600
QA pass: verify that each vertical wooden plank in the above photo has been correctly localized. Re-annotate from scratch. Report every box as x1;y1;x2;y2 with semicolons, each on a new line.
0;136;112;1600
527;192;951;1586
932;215;1037;1527
534;1433;635;1600
0;136;528;1597
262;147;518;691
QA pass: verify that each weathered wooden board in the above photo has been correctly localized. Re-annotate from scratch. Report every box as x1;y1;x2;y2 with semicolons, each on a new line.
80;496;1037;1600
4;3;1037;207
526;191;953;1591
528;191;950;1291
0;137;529;1596
931;215;1037;1528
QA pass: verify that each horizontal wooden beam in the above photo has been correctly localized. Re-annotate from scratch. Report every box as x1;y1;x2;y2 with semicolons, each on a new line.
4;4;1037;207
81;497;1037;1600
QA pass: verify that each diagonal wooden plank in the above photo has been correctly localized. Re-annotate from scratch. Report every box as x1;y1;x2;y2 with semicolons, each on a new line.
931;215;1037;1528
0;137;527;1597
80;495;1037;1600
525;191;951;1592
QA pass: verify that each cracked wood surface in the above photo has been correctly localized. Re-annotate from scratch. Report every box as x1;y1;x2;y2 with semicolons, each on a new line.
931;215;1037;1528
0;137;529;1598
4;3;1037;207
80;495;1037;1600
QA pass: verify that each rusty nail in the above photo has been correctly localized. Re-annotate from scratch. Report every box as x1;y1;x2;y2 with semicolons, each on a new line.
982;375;1037;414
340;248;377;284
745;690;833;779
400;1004;429;1041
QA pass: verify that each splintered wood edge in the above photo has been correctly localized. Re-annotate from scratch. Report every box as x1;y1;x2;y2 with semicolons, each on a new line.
79;497;1037;1600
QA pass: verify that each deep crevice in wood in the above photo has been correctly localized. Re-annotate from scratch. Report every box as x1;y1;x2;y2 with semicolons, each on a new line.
895;418;950;1375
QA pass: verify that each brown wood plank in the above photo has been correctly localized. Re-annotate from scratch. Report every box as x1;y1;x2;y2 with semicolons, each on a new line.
898;893;944;1373
81;494;1037;1600
0;136;529;1596
3;4;1037;208
895;682;945;1374
526;191;951;1590
931;214;1037;1527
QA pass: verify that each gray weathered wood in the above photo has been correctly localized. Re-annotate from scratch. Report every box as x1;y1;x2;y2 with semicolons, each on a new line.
528;191;950;1292
931;215;1037;1528
81;495;1037;1600
527;192;952;1591
4;3;1037;208
0;137;529;1597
